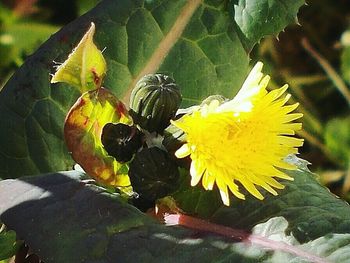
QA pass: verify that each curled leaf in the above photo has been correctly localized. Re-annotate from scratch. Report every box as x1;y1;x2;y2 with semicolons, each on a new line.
51;22;107;92
64;87;132;186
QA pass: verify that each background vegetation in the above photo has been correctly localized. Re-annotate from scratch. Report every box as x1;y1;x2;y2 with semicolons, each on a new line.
0;0;100;89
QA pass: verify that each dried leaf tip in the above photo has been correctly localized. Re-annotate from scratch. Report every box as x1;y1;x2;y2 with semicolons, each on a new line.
51;22;107;93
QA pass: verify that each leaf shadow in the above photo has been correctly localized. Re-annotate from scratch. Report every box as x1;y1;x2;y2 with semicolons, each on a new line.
0;171;262;263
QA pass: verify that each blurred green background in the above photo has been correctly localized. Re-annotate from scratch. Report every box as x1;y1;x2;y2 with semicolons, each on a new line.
0;0;349;201
0;0;100;89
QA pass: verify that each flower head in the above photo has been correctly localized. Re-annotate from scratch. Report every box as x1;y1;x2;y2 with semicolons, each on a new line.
171;62;304;206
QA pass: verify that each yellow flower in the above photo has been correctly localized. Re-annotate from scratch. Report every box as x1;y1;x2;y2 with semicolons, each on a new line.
171;62;304;206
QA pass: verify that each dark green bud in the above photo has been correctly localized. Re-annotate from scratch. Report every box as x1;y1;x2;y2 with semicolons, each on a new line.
129;147;180;201
129;74;182;134
101;123;143;163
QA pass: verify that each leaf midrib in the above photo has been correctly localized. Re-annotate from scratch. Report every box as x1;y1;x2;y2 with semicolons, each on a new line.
122;0;202;104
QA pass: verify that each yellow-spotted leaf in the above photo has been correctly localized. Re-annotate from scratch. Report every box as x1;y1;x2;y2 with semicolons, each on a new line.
51;22;106;92
64;87;132;186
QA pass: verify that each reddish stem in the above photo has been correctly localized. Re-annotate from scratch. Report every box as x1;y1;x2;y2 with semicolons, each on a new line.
164;214;330;263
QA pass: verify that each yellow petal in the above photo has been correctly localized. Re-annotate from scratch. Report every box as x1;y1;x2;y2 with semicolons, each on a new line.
269;84;289;101
282;103;299;114
175;144;191;158
240;179;264;200
283;113;303;123
272;168;294;180
202;170;212;190
261;176;285;189
204;171;215;190
250;174;278;196
278;136;304;147
224;178;245;200
190;159;205;186
216;178;230;206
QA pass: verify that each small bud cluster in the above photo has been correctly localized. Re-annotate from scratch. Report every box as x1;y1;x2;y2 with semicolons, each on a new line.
101;74;183;206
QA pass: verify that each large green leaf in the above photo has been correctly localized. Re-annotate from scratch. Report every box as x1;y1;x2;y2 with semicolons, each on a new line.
0;0;304;179
233;0;305;51
173;158;350;243
0;170;349;262
77;0;101;16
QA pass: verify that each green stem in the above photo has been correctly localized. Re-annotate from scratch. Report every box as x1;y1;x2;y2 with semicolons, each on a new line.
301;38;350;107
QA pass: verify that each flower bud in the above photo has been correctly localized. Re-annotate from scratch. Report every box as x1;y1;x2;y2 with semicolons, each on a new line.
101;123;143;163
129;74;182;134
128;147;180;201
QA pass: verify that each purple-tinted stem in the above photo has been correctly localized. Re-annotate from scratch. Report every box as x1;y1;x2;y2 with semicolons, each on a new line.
164;214;330;263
